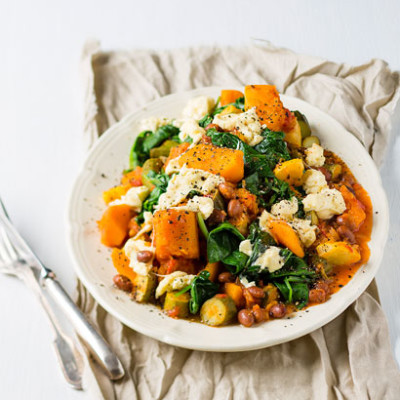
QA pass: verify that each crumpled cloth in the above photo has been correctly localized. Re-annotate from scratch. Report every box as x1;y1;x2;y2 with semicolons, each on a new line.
76;39;400;400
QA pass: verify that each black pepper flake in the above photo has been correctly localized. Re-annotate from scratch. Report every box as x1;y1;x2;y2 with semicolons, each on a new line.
339;284;343;288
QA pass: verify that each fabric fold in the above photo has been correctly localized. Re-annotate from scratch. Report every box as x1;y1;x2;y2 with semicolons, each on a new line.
76;41;400;399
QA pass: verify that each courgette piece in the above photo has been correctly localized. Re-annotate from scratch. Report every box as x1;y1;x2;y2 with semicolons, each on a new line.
163;291;190;318
200;294;237;326
142;158;164;189
294;110;311;138
131;273;156;303
326;164;343;181
261;284;279;307
302;135;320;148
150;140;179;158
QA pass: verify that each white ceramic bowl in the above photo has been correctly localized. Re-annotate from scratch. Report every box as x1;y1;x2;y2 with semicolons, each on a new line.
67;87;389;352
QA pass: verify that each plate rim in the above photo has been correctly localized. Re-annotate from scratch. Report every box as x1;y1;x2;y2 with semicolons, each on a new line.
66;86;389;352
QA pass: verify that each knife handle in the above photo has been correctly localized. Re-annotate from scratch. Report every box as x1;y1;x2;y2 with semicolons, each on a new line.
43;273;125;380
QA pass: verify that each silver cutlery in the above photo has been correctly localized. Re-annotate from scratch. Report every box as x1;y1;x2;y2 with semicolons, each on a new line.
0;225;84;389
0;198;125;382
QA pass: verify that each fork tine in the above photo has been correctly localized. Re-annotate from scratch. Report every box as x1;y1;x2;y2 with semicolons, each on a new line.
0;227;19;262
0;197;10;219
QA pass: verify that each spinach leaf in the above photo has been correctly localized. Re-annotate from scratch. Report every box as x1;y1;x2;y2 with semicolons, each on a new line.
223;250;249;274
268;249;318;308
254;129;291;163
129;125;180;168
141;170;170;213
207;222;245;263
177;271;219;314
130;130;151;168
199;115;213;128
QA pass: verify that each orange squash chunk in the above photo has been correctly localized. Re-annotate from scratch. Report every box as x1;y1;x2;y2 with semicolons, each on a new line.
273;159;304;186
164;142;190;169
121;166;143;186
267;219;305;258
220;89;244;106
317;241;361;265
153;209;199;261
224;283;245;308
339;185;366;231
111;248;136;284
178;143;244;183
102;185;130;204
97;204;133;247
244;85;287;132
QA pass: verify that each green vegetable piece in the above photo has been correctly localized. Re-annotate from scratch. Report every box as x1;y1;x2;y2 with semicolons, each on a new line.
131;274;156;303
294;110;312;138
200;294;237;326
142;158;164;189
197;213;209;240
141;171;171;213
207;222;245;263
302;135;320;148
325;164;343;181
149;140;179;158
164;291;190;318
211;190;225;210
307;210;319;226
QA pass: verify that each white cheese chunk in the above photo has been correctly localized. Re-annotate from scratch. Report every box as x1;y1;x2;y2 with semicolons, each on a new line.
155;271;196;298
157;166;224;210
213;107;263;146
302;169;328;194
239;276;256;288
165;155;183;175
124;239;155;276
305;143;326;167
171;196;214;219
178;119;205;145
259;210;274;233
133;212;154;240
270;197;299;221
139;117;173;132
289;218;317;247
239;240;253;256
254;246;285;273
303;188;346;220
110;186;149;211
182;96;215;120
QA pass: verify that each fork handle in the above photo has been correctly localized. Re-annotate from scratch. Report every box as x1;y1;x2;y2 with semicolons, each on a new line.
43;273;125;380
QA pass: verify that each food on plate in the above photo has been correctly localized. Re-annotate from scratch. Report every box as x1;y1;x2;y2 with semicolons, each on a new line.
98;85;373;328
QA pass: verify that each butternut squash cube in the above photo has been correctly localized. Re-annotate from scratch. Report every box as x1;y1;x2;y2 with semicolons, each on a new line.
153;209;199;261
273;159;304;186
317;241;361;265
178;143;244;183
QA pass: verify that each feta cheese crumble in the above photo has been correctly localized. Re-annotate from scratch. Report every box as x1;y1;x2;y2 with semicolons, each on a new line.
305;143;326;167
124;239;155;276
270;197;299;221
254;246;285;273
213;107;264;146
110;186;149;211
239;276;256;288
171;196;214;219
178;119;205;145
139;117;173;132
239;239;253;256
302;169;328;194
182;96;215;120
155;271;196;298
157;166;224;210
133;211;154;240
303;188;346;220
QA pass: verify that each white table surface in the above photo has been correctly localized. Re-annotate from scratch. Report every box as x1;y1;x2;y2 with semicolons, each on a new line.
1;0;399;398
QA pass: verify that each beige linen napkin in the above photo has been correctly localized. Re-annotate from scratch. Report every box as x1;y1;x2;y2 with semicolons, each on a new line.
76;40;400;400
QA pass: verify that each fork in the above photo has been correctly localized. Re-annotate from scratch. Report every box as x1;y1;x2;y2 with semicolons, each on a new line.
0;198;125;381
0;226;84;389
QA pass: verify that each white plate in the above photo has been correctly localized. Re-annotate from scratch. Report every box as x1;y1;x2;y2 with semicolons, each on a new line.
67;87;389;352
